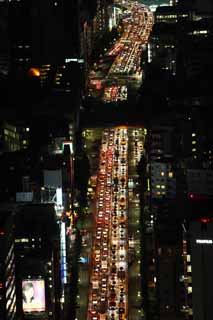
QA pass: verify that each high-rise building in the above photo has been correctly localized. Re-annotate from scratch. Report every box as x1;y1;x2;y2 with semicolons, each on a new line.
179;0;213;14
0;209;17;320
155;229;183;318
155;6;190;24
14;204;61;320
151;162;176;199
0;1;9;78
0;121;21;154
182;207;213;320
148;23;177;75
8;0;91;93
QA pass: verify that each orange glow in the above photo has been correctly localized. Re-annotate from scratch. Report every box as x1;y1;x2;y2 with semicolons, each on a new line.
116;126;128;129
96;80;102;90
66;211;71;217
29;68;40;77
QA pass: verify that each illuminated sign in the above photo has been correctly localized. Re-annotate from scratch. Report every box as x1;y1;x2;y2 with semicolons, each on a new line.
196;239;213;244
22;279;45;313
65;58;84;64
60;222;67;284
56;187;63;206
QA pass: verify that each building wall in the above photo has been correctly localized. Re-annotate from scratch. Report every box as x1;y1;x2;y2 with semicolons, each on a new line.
189;220;213;320
187;169;213;195
0;213;16;320
0;121;20;154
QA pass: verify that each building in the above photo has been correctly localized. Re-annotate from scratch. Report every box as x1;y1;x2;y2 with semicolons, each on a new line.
0;1;9;78
8;0;92;95
0;210;17;320
177;20;213;91
187;169;213;196
178;0;213;14
148;23;177;75
151;162;176;199
156;231;183;318
149;125;175;161
182;210;213;320
14;203;61;320
155;6;190;24
93;0;112;35
0;121;20;154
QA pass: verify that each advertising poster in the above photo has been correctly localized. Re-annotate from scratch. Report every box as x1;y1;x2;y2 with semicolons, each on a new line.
22;279;45;313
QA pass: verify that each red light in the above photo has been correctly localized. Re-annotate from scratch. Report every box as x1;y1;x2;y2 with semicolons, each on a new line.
0;230;4;235
188;192;208;200
200;218;210;223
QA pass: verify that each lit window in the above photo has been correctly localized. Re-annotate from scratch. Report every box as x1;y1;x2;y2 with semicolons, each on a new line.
156;185;160;189
168;172;173;178
156;191;161;195
161;185;165;189
26;127;30;132
23;140;27;145
192;148;196;152
192;133;196;137
161;171;164;176
187;265;192;273
188;286;192;294
187;255;191;262
192;141;196;145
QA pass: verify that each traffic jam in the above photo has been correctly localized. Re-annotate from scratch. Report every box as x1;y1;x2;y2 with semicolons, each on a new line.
88;128;129;320
102;1;154;102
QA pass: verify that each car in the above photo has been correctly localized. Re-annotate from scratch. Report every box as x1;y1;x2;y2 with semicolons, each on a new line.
119;307;125;314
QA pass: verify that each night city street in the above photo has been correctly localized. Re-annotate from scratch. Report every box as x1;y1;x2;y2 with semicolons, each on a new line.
1;0;213;320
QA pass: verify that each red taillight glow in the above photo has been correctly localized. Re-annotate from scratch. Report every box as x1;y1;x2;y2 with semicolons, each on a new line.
200;218;210;223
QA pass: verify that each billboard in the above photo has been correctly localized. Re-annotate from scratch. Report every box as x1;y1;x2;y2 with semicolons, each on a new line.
22;279;45;313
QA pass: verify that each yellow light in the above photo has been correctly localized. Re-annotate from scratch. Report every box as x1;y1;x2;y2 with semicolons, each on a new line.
147;178;150;191
188;286;192;294
187;255;191;262
187;265;192;273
